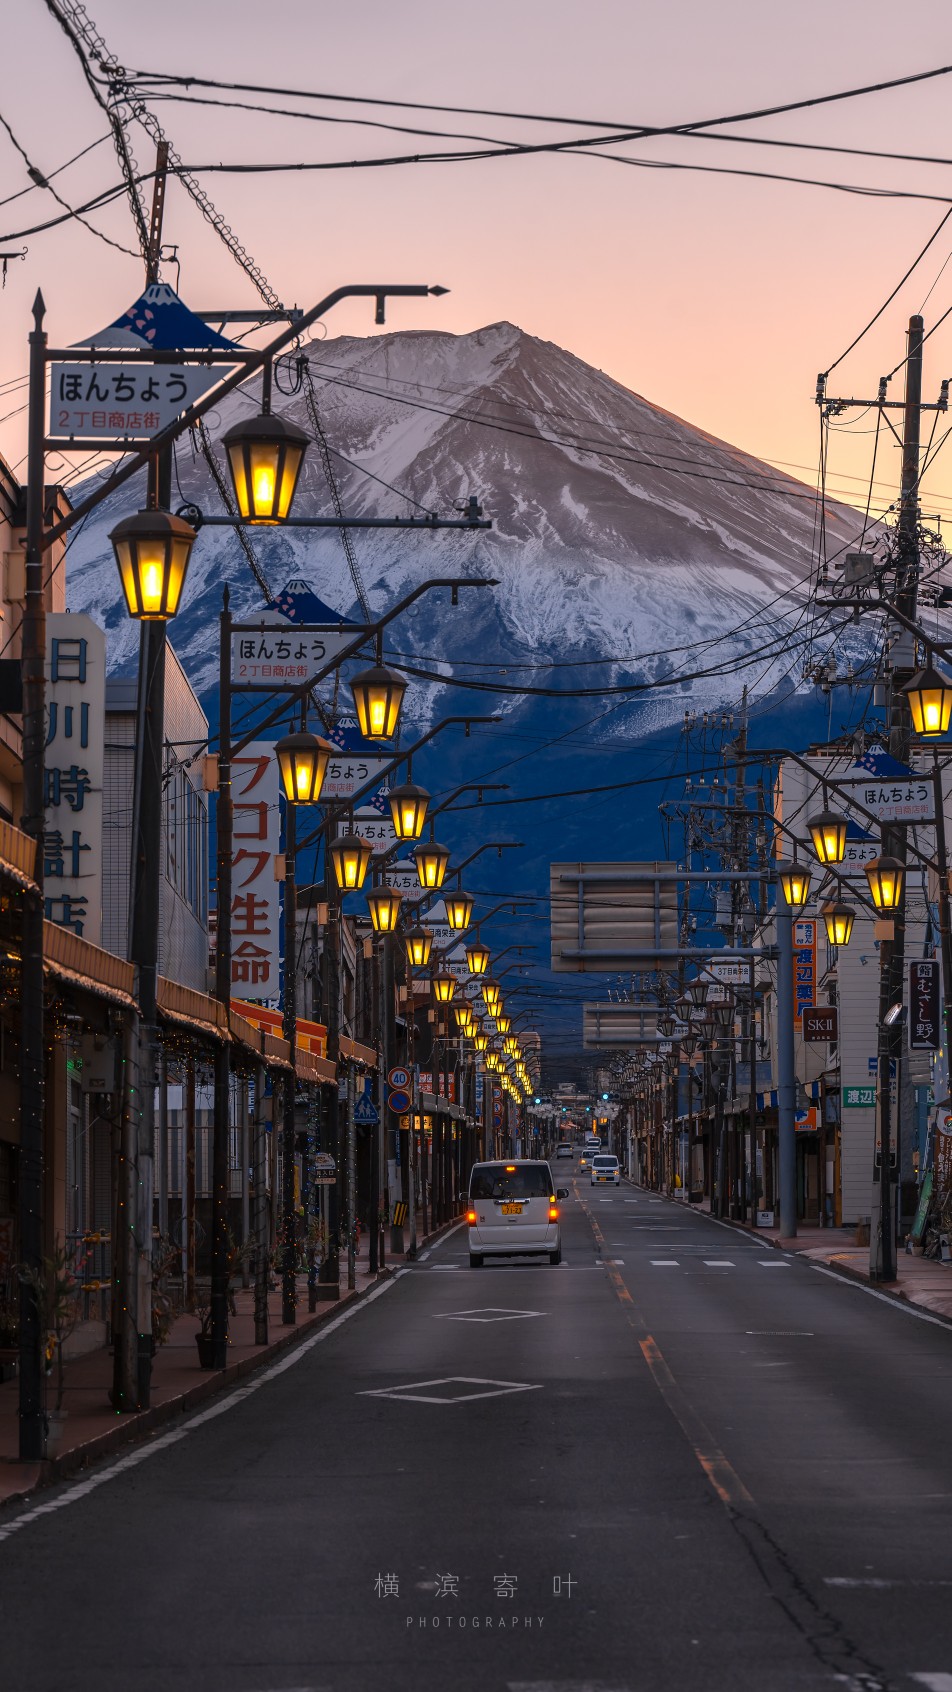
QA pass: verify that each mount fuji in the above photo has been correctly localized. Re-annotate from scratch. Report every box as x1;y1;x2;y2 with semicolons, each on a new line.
65;321;872;1058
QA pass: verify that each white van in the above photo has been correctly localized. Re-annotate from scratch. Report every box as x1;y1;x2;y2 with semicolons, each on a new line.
465;1160;568;1267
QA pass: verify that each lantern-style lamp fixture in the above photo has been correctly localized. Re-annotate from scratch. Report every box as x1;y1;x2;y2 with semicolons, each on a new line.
454;1002;474;1031
432;970;457;1004
485;1051;501;1071
366;884;403;933
483;978;502;1014
685;979;709;1006
905;664;952;737
445;889;475;930
412;838;451;890
110;508;197;620
328;831;373;891
474;1032;488;1053
388;780;430;841
778;860;812;912
808;807;847;866
221;411;309;523
405;925;433;969
349;662;407;742
680;1034;699;1057
275;731;333;805
494;1013;512;1035
865;854;905;912
821;900;856;946
658;1013;676;1037
466;938;491;975
712;1002;734;1031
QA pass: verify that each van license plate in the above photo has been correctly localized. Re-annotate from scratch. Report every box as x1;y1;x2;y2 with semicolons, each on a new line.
501;1202;523;1214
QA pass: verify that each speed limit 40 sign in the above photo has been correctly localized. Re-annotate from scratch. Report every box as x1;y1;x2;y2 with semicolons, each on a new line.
388;1066;411;1090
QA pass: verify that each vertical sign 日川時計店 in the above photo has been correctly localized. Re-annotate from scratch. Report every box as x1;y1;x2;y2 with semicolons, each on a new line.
909;958;941;1051
230;743;281;1003
793;919;817;1025
44;614;105;944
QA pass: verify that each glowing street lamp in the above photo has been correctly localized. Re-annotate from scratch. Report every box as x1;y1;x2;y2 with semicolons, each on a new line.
110;508;196;620
221;412;309;523
405;925;433;968
367;884;403;933
483;978;502;1015
865;854;905;912
388;780;430;841
328;831;373;891
905;664;952;737
349;660;407;742
821;900;855;946
432;970;457;1004
274;731;333;805
466;937;491;975
445;890;474;930
412;838;451;890
777;860;812;912
808;808;847;866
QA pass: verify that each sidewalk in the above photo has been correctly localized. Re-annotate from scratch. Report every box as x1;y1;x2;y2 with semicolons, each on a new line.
673;1189;952;1324
0;1211;461;1510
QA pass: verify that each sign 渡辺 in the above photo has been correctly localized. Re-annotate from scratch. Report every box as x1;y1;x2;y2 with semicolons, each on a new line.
44;614;105;944
793;919;817;1024
843;1084;876;1108
229;743;280;1003
909;959;941;1051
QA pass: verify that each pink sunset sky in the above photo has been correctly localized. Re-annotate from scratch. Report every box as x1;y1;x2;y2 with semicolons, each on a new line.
3;0;952;524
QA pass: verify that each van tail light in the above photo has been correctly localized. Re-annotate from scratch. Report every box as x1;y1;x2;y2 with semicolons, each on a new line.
466;1209;478;1225
548;1205;559;1222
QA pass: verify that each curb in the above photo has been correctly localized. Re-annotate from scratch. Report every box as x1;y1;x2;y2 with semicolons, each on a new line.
0;1268;393;1513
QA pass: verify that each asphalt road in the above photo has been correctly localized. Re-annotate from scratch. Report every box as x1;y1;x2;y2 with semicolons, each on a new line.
3;1172;952;1692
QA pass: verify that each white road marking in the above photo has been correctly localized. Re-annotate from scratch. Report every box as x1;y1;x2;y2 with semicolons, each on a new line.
650;1260;681;1267
359;1375;544;1405
810;1263;952;1329
418;1250;430;1261
703;1260;734;1267
426;1223;465;1254
434;1308;546;1323
910;1675;952;1689
758;1260;791;1267
0;1271;407;1544
826;1579;952;1591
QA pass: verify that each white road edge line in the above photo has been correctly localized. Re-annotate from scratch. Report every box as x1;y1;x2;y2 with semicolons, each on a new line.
0;1271;407;1545
809;1263;952;1329
423;1222;465;1255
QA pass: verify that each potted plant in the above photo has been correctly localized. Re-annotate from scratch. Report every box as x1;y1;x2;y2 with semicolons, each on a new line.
20;1239;84;1457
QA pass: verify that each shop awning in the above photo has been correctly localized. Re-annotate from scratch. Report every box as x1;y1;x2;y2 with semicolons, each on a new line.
44;922;137;1009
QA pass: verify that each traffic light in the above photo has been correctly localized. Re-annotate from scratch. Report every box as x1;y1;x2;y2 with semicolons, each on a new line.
602;1092;609;1100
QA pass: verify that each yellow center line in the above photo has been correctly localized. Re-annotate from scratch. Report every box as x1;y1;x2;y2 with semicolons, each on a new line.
575;1180;753;1508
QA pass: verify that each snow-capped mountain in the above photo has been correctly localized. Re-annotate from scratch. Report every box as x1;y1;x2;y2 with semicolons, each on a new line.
67;319;863;730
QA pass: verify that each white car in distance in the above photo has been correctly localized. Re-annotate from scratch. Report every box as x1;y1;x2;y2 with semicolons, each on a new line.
590;1154;620;1187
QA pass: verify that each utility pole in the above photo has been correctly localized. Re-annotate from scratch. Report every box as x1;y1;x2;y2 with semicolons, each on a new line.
818;318;933;1279
114;141;173;1411
874;317;923;1281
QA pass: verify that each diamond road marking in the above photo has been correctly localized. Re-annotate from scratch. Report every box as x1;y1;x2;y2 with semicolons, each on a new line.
434;1308;546;1323
359;1375;544;1405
